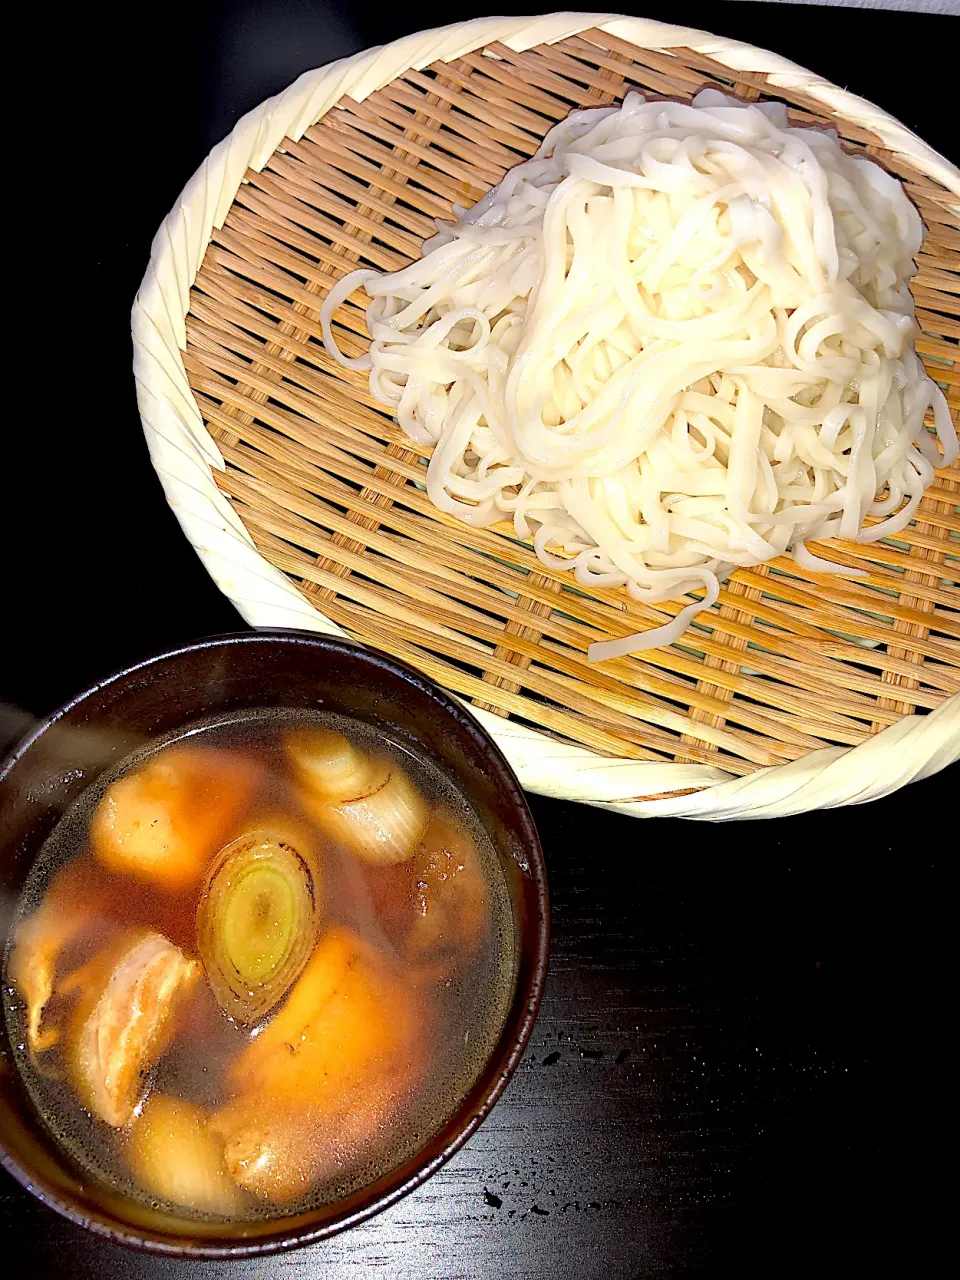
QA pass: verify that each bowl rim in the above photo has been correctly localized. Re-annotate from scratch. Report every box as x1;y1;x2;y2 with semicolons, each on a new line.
0;629;550;1258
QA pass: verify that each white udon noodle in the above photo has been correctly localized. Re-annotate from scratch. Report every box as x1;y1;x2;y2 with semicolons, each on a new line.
320;89;957;662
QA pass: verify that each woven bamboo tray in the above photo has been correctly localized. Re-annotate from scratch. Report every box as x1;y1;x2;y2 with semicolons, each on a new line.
133;14;960;820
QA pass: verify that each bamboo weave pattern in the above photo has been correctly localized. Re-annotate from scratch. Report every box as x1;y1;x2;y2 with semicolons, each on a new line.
178;26;960;784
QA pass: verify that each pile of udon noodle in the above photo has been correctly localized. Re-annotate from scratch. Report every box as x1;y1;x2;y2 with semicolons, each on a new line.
322;89;957;660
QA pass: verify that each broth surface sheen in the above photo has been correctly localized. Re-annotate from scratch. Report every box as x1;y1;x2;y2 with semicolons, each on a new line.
3;708;518;1220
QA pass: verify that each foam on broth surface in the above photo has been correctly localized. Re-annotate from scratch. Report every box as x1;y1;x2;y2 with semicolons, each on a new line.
2;708;518;1220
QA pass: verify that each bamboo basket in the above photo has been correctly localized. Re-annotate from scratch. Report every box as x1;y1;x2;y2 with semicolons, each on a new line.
133;13;960;820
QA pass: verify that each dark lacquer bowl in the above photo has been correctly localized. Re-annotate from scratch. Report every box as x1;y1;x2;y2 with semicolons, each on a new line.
0;631;548;1257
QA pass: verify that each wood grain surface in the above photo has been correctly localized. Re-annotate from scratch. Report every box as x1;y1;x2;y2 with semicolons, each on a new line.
3;3;956;1276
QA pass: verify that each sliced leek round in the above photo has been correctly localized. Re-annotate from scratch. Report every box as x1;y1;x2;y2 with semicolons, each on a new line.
315;769;429;866
197;827;321;1025
284;728;382;804
286;729;429;866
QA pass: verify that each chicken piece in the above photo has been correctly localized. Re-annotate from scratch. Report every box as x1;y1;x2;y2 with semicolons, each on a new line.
210;926;424;1204
63;929;199;1127
225;926;418;1099
285;728;428;866
125;1094;247;1217
284;728;381;804
90;745;257;891
8;858;121;1054
403;815;489;978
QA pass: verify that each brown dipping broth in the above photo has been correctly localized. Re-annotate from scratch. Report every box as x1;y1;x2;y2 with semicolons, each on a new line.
2;708;517;1220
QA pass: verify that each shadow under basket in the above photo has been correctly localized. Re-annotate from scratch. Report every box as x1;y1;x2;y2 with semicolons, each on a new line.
133;15;960;819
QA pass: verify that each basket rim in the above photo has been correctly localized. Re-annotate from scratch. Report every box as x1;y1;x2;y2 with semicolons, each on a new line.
131;11;960;819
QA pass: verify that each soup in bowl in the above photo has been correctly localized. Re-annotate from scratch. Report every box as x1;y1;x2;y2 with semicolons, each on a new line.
0;632;548;1256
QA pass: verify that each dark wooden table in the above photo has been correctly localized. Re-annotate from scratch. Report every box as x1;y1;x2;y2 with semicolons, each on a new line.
4;3;956;1275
